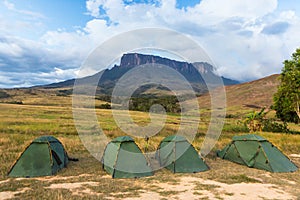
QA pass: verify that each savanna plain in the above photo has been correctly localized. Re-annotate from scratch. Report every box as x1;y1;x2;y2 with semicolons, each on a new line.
0;82;300;200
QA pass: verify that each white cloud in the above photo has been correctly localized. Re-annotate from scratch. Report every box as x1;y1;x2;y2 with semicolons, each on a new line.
39;67;79;80
0;41;23;57
3;0;14;10
0;67;79;88
86;0;107;17
196;0;277;20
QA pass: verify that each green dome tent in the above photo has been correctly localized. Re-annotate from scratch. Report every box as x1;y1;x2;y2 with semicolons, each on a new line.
101;136;153;178
156;135;209;173
8;136;70;177
217;134;298;172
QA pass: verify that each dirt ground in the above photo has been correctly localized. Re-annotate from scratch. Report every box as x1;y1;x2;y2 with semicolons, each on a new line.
0;175;297;200
126;177;296;200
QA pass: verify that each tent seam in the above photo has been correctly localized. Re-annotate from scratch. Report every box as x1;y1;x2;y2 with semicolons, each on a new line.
173;140;176;173
221;142;233;159
260;141;274;172
112;142;122;178
101;142;109;169
249;144;262;167
233;141;249;166
47;142;54;167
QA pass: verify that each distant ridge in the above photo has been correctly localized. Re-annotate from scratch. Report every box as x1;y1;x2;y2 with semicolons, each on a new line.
0;73;280;111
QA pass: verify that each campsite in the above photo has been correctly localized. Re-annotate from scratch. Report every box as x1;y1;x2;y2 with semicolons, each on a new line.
0;74;299;199
2;1;300;199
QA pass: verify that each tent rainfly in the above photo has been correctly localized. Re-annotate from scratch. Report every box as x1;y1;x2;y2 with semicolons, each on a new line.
8;136;70;177
101;136;153;178
156;135;209;173
217;134;298;172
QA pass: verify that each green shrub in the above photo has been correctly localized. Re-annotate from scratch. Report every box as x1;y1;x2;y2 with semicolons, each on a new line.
0;91;10;99
225;114;238;118
95;95;111;102
129;95;180;113
262;119;290;133
242;108;268;132
241;108;291;133
96;103;111;109
57;89;73;96
222;123;249;133
7;101;23;105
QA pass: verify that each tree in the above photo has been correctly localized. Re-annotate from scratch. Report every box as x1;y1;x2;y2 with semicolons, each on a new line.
273;48;300;123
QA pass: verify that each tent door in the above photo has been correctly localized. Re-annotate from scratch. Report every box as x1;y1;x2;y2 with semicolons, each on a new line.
51;150;62;165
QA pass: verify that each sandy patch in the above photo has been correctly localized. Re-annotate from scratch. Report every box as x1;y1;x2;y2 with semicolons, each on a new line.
0;179;10;185
123;191;162;200
45;181;100;196
34;174;93;181
0;187;31;200
281;179;296;185
247;176;264;182
1;174;297;199
124;176;295;200
12;174;93;182
46;181;99;190
290;154;300;158
212;182;294;200
262;173;272;178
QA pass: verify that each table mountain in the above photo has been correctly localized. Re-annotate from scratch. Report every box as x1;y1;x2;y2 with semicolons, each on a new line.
42;53;239;95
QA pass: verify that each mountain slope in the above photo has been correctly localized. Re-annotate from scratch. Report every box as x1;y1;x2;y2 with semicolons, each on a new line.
197;74;280;111
0;74;279;113
225;74;279;108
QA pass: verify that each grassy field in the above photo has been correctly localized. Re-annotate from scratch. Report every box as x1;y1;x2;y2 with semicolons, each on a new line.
0;75;300;199
0;99;300;199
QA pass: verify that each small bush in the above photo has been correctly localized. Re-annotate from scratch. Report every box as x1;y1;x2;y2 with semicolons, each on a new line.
129;95;180;113
241;108;291;133
95;95;111;102
7;101;23;105
57;89;73;96
0;91;10;99
242;108;268;132
222;123;249;133
225;114;238;118
96;103;111;109
262;119;290;133
56;93;68;97
195;132;206;138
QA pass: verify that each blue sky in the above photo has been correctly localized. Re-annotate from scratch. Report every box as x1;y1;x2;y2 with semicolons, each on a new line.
0;0;300;88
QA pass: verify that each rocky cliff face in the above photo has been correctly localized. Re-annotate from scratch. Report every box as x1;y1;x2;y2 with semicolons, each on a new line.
116;53;239;85
119;53;211;74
